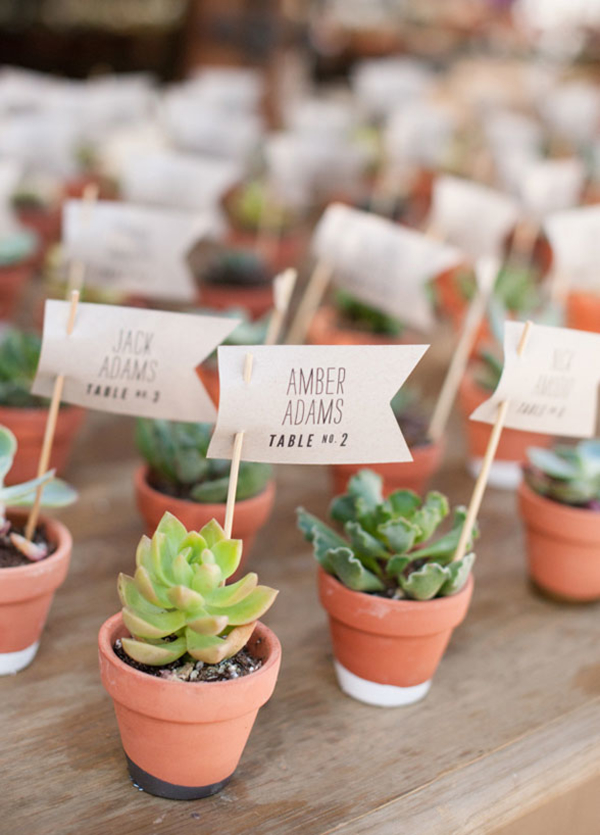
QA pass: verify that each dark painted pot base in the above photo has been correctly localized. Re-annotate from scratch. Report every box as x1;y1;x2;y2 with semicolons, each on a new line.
126;756;233;800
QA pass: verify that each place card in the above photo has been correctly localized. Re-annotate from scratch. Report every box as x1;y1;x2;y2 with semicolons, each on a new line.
207;344;428;465
32;302;240;422
470;321;600;438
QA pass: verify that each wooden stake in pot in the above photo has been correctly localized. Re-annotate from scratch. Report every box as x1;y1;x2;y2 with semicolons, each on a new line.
223;352;253;539
24;290;80;540
286;260;333;345
24;183;99;540
265;268;297;346
428;258;499;442
453;320;533;564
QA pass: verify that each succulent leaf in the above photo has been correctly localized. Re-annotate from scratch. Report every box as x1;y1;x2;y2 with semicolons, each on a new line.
387;489;421;518
411;492;449;543
525;441;600;507
399;563;449;600
326;547;385;592
440;553;475;596
377;517;419;553
119;512;277;665
346;469;384;512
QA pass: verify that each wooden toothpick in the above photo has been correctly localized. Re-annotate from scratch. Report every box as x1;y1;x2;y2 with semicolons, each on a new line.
286;260;333;345
223;352;254;539
25;290;80;540
265;268;297;347
429;261;498;442
453;320;533;564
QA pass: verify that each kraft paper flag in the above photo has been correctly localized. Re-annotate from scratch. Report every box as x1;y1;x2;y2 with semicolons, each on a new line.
519;158;585;220
120;150;240;214
207;344;428;465
544;205;600;292
430;176;519;261
63;199;222;302
470;321;600;438
313;204;461;332
32;302;240;422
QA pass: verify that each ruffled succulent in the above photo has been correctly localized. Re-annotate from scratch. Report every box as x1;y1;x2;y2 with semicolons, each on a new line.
297;470;476;601
119;512;278;666
525;441;600;509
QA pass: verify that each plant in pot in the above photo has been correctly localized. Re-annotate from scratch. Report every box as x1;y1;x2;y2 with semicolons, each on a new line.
194;245;276;321
0;225;39;320
308;289;409;346
135;419;275;572
98;511;281;799
198;310;269;406
519;441;600;601
297;470;475;707
0;425;77;674
223;179;307;274
12;183;62;257
330;388;444;496
459;346;552;490
0;328;86;484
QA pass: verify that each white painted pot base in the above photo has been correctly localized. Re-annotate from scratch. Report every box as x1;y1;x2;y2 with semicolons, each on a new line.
0;641;39;675
468;458;522;490
334;661;431;707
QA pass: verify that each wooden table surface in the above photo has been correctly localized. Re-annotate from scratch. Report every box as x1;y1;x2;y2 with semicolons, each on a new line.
3;333;600;835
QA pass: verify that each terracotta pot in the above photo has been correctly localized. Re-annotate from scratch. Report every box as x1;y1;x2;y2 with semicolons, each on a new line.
459;373;551;489
134;466;276;566
307;306;413;346
566;291;600;334
198;281;274;321
16;206;62;260
61;174;117;201
98;613;281;799
0;259;35;320
0;405;86;485
435;265;470;321
518;481;600;602
0;512;72;674
318;568;474;706
330;440;444;497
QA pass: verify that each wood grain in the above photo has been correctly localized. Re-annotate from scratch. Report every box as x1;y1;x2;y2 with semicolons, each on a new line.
2;326;600;834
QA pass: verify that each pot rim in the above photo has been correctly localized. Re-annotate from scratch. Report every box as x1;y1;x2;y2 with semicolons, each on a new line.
99;612;281;695
0;403;84;419
0;511;72;579
135;464;275;515
518;479;600;524
319;566;474;616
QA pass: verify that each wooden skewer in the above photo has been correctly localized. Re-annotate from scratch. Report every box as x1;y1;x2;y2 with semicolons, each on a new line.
286;260;333;345
453;320;533;564
429;272;496;442
25;291;80;540
265;268;297;347
223;352;254;539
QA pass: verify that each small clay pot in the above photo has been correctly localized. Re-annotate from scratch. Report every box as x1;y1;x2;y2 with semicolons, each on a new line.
0;404;86;485
307;306;412;346
330;439;444;497
566;291;600;334
459;372;551;489
0;512;72;675
134;466;276;567
61;174;117;201
98;614;281;799
16;206;62;263
318;568;473;707
518;481;600;602
0;258;36;320
198;282;274;321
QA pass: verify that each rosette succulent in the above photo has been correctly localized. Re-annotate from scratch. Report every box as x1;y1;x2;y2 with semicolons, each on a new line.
119;512;278;665
297;470;476;601
525;440;600;509
0;424;77;560
136;419;272;504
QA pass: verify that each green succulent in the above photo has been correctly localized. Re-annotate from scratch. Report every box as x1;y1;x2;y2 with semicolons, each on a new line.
119;512;278;665
0;329;45;409
227;180;295;233
0;424;77;560
297;470;476;601
203;247;273;288
136;419;272;504
335;289;405;337
525;440;600;509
